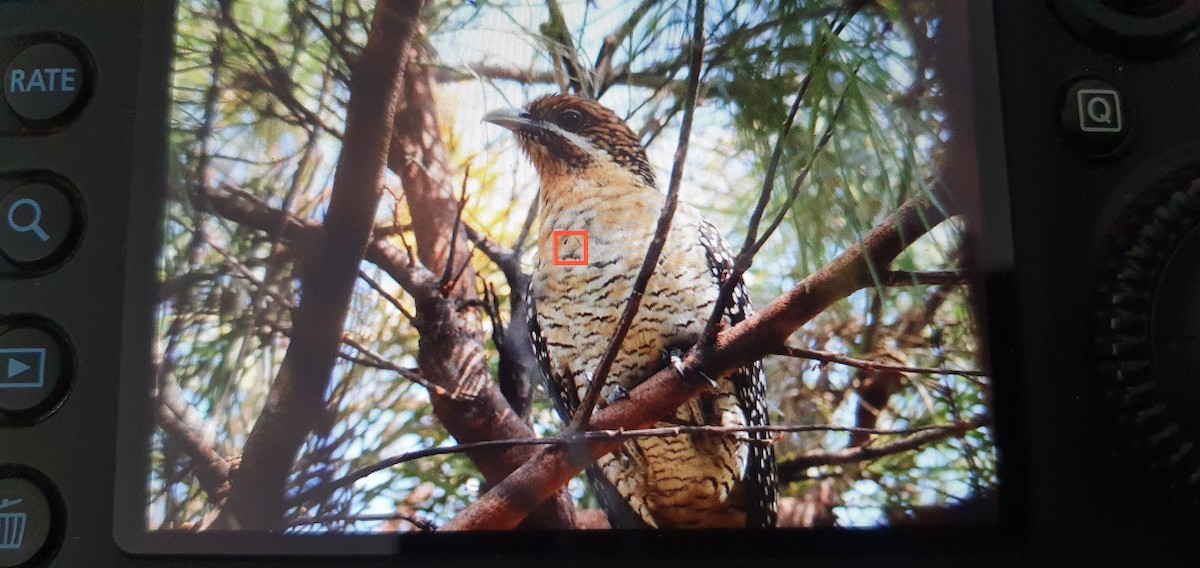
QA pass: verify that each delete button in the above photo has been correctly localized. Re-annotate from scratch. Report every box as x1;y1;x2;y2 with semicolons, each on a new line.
4;42;88;123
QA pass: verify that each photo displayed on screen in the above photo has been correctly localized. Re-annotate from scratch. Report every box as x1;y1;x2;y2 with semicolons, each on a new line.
148;0;996;534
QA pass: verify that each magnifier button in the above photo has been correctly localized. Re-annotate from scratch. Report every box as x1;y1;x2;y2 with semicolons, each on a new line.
0;183;77;266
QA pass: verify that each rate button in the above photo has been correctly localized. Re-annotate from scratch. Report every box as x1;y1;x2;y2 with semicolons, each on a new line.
3;42;89;123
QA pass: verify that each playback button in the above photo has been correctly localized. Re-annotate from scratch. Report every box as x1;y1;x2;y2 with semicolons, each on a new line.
0;323;72;420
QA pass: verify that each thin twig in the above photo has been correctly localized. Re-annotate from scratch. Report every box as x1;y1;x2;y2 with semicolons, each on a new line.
593;0;657;97
750;75;860;254
771;345;987;379
359;269;415;321
777;414;991;481
439;166;471;293
544;0;588;95
448;242;479;293
292;419;981;507
514;191;539;255
568;0;708;433
339;335;454;398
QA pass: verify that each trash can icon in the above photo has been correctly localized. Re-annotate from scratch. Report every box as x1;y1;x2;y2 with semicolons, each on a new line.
0;498;26;550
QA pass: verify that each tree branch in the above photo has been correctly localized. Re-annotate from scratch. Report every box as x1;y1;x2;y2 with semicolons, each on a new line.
156;373;232;508
212;0;424;530
389;47;575;529
776;415;991;482
771;345;987;379
543;0;589;95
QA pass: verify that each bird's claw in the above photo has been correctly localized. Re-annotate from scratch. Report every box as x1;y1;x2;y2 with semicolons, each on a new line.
605;385;631;405
669;351;717;389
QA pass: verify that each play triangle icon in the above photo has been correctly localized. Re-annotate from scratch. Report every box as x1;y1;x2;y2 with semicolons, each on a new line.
6;358;30;379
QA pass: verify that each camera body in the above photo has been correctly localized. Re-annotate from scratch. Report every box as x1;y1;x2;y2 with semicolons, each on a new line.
0;0;1198;565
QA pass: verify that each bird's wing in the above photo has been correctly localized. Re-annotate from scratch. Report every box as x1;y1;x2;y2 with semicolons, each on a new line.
697;219;779;528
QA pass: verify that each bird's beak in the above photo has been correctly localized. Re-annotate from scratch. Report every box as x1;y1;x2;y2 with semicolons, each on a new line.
483;107;537;132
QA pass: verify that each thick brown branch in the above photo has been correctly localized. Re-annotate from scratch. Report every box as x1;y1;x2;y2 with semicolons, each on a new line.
205;185;436;297
212;0;423;530
390;47;574;529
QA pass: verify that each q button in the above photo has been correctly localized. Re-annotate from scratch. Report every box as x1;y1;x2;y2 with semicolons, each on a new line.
1060;77;1132;156
0;182;79;268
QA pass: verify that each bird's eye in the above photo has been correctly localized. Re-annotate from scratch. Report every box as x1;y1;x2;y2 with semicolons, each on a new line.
557;109;584;132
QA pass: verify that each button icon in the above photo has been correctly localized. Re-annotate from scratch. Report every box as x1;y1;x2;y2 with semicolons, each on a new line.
0;474;57;567
1077;88;1123;132
1;348;45;389
3;42;89;123
1060;77;1131;156
5;199;50;242
0;182;79;267
0;499;27;551
0;324;70;418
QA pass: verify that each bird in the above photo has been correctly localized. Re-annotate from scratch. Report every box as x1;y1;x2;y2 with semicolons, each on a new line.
484;94;777;529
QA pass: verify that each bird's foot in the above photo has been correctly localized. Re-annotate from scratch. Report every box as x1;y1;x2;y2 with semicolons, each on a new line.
667;348;718;389
605;384;631;406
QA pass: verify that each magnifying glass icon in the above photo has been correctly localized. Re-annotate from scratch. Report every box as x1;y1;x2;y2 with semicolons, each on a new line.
6;198;51;242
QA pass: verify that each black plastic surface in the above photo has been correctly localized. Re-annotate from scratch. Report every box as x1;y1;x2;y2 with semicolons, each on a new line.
0;0;1196;565
1153;222;1200;439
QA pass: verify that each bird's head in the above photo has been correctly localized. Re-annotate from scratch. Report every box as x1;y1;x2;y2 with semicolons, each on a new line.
484;94;656;189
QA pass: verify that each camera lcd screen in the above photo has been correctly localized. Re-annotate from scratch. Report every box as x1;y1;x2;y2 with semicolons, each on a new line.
118;0;1005;556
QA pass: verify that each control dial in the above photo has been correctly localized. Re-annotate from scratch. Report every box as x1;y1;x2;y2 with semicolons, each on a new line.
1096;167;1200;503
1052;0;1200;56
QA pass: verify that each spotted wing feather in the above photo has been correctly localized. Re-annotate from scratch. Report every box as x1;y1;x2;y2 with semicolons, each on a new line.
697;220;778;528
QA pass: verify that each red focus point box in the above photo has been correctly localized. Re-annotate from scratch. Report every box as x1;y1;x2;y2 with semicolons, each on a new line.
552;230;588;266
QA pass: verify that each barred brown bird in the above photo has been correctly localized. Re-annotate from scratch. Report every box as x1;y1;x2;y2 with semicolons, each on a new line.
485;94;776;529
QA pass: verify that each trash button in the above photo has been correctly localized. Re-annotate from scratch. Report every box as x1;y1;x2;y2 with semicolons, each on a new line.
0;476;54;568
